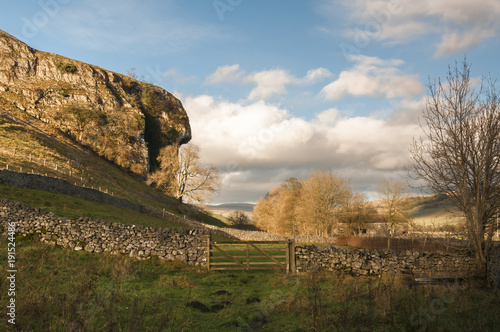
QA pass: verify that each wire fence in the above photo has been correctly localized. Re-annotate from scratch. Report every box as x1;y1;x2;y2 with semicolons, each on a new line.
0;144;237;236
0;145;113;195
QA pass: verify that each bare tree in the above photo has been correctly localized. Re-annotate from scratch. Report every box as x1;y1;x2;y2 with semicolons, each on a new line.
296;170;352;237
409;59;500;272
64;104;96;141
253;177;301;235
253;172;352;237
227;210;252;227
147;144;178;194
343;192;370;235
148;143;221;206
378;179;409;249
127;67;138;80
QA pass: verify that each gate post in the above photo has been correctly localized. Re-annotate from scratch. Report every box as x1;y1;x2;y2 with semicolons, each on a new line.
206;234;211;271
287;239;296;274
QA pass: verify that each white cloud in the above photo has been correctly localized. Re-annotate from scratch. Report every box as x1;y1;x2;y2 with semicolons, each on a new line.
184;94;422;203
331;0;500;56
205;64;245;84
321;55;423;100
435;29;496;57
303;67;334;83
205;66;333;100
245;69;298;100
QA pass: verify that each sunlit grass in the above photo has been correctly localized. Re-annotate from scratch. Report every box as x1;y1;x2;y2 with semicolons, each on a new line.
0;184;182;228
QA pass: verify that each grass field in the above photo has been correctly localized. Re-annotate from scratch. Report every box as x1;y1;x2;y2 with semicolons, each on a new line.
1;235;499;331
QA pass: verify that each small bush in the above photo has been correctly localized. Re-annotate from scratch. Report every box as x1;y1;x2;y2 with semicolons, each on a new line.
55;62;77;74
227;210;252;227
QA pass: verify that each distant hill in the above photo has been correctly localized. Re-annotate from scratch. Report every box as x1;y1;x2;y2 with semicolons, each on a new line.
370;194;464;226
208;203;255;213
208;195;464;226
404;194;464;226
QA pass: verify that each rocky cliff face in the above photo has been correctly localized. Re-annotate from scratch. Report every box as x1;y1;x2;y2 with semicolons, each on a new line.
0;30;191;175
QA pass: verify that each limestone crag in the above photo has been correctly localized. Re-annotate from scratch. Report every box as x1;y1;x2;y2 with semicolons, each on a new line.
0;30;191;175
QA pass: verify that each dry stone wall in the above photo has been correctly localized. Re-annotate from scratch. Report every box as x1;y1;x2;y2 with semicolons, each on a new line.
0;199;208;265
295;244;477;277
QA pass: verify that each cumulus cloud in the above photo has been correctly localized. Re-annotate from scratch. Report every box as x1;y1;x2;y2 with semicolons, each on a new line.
184;94;423;203
205;64;245;84
321;55;423;100
205;65;333;100
245;69;299;100
330;0;500;56
303;67;334;83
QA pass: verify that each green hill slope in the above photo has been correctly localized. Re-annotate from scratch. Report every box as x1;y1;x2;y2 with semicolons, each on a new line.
0;113;226;228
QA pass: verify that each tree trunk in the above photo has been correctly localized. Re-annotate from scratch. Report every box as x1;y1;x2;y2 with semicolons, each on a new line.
177;196;183;213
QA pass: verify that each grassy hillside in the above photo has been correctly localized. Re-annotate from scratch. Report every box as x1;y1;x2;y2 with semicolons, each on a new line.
0;184;182;229
0;113;175;208
368;194;465;227
405;195;465;226
0;113;226;227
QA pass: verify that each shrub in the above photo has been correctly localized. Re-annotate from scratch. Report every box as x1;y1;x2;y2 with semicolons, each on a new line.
55;62;77;74
227;210;252;227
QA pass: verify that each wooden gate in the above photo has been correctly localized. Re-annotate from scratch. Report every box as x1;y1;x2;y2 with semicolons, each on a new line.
207;240;295;273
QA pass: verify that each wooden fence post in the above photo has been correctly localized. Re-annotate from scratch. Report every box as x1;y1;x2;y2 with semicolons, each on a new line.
246;243;250;270
287;239;296;274
206;235;211;271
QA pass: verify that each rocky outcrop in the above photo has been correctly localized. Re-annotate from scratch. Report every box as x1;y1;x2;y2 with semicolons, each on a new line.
0;30;191;175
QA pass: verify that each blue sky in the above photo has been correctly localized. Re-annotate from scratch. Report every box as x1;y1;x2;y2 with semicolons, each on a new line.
2;0;500;203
